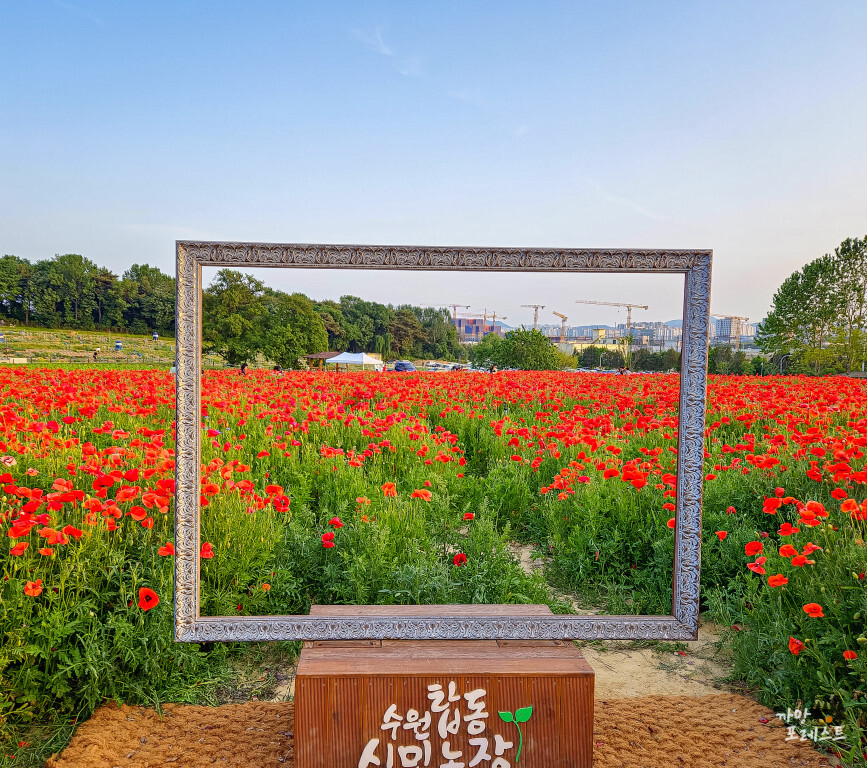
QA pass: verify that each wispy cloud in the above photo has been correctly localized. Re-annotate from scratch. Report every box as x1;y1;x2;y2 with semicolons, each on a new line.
603;193;662;221
397;57;423;77
351;27;394;56
53;0;104;26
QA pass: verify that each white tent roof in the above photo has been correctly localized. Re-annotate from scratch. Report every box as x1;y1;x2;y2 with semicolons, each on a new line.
324;352;383;369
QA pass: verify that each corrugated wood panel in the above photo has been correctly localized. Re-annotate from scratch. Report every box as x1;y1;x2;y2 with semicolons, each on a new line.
296;628;593;767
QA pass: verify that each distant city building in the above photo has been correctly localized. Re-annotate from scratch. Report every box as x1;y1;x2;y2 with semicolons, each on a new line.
453;317;508;342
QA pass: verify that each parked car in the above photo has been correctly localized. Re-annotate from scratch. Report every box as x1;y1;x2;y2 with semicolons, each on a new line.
392;360;417;372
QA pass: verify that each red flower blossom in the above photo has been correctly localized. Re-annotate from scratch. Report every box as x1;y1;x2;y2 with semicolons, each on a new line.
747;557;767;575
744;541;763;556
138;587;159;611
768;574;788;587
329;517;344;528
410;489;432;501
803;603;824;618
666;518;676;529
778;522;799;536
715;531;727;541
790;555;815;567
463;512;475;521
788;636;805;655
778;544;798;558
321;531;335;548
24;579;43;596
10;542;29;556
381;482;397;497
158;542;175;556
843;650;857;660
453;553;467;566
200;542;215;559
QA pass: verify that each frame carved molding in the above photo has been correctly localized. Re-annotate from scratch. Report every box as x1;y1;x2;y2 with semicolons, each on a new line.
175;241;712;641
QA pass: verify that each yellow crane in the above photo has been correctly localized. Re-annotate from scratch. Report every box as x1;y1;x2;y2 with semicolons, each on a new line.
714;314;749;351
552;311;568;343
520;304;546;330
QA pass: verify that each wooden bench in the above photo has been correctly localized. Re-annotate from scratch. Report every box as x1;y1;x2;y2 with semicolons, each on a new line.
295;605;594;768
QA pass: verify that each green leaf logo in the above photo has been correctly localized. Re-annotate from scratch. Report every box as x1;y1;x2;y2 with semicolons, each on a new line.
515;706;533;723
498;705;533;763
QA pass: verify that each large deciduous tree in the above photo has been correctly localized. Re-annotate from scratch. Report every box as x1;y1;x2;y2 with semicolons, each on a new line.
202;270;266;366
757;236;866;373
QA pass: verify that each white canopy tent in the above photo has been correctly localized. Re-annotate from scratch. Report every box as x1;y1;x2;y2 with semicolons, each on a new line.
323;352;383;371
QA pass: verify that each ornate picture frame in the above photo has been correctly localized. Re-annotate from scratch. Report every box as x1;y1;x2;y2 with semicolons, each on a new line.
174;241;712;642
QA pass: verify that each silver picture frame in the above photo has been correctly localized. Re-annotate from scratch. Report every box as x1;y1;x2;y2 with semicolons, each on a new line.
174;241;712;642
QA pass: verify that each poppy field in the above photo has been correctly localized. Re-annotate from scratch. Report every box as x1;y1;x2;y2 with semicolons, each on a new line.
2;368;866;762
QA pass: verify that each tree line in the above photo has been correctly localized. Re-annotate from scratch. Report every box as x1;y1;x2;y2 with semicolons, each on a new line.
0;254;175;334
200;269;464;367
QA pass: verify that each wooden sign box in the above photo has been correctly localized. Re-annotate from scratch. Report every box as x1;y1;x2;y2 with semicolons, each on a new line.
295;606;594;768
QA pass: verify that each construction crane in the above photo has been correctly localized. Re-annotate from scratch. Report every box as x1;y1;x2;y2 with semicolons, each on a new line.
552;311;568;343
433;304;470;319
574;300;648;350
714;314;749;351
520;304;546;330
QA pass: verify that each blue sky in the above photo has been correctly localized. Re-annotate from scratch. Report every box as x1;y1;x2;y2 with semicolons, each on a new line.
2;1;865;328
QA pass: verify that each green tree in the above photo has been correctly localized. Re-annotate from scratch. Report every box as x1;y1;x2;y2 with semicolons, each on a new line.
580;345;606;368
261;290;328;369
470;329;561;370
313;300;347;350
757;236;867;374
123;264;176;334
202;270;266;365
388;307;424;357
52;254;98;326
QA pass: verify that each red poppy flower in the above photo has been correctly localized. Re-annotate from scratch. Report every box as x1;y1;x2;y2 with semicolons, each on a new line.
768;574;788;587
747;557;767;575
329;517;344;528
381;482;397;497
744;541;763;556
10;542;29;556
778;544;797;558
38;547;54;556
803;603;824;618
463;512;475;521
453;553;467;566
791;555;815;567
62;525;83;540
778;522;799;536
843;650;857;660
666;518;676;529
138;587;159;611
24;579;43;596
158;542;175;556
715;531;727;541
726;506;736;514
788;636;805;655
200;542;215;559
410;489;432;501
